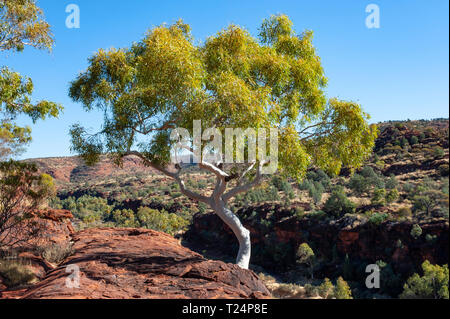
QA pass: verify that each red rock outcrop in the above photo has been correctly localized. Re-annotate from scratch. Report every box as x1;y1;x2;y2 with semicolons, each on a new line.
2;228;270;299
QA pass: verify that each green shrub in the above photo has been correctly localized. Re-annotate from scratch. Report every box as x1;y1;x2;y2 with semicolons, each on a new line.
334;277;353;299
371;188;386;206
396;207;412;218
136;207;188;235
296;243;315;278
400;261;449;299
386;188;399;203
433;147;445;159
0;259;35;287
323;187;356;218
410;136;419;145
37;242;74;264
385;175;398;190
410;224;422;239
112;209;139;227
317;278;334;299
368;212;388;226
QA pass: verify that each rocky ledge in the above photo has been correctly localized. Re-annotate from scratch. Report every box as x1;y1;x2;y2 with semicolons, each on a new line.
2;228;270;299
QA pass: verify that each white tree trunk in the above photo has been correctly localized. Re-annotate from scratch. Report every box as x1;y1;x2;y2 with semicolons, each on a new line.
213;201;251;269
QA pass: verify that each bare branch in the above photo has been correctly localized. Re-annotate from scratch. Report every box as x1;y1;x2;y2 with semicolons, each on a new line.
222;161;266;202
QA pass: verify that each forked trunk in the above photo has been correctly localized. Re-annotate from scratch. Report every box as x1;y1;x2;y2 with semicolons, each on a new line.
213;201;251;269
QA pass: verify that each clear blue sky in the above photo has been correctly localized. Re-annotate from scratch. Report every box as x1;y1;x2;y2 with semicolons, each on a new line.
4;0;449;159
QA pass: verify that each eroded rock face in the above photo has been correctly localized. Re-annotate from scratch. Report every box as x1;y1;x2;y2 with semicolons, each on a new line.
187;204;449;276
5;228;270;299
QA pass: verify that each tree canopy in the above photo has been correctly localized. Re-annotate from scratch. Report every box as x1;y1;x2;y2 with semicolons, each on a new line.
0;0;62;160
69;15;377;180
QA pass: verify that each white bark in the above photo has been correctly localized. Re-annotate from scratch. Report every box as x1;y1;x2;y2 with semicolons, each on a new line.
213;201;251;269
123;152;264;270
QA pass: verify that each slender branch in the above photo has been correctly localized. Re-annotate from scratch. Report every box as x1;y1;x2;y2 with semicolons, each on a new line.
222;161;266;202
123;151;211;204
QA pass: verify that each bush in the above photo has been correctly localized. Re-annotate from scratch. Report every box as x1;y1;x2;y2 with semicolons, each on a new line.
348;173;369;195
385;175;398;190
410;224;422;239
385;188;399;204
396;207;412;218
410;136;419;145
371;188;386;206
308;181;324;204
433;147;445;159
317;278;334;299
112;209;139;227
37;242;74;264
334;277;353;299
368;212;388;226
296;243;315;278
0;259;35;287
137;207;188;235
400;261;448;299
323;187;356;218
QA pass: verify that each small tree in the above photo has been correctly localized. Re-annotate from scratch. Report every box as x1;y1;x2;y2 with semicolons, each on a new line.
334;277;353;299
410;224;422;239
0;161;55;249
296;242;315;279
400;261;449;299
68;15;376;269
323;186;356;218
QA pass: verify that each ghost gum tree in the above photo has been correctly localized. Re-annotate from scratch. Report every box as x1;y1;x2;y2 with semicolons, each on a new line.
69;15;377;269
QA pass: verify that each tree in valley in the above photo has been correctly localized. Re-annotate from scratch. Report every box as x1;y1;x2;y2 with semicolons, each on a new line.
68;15;377;269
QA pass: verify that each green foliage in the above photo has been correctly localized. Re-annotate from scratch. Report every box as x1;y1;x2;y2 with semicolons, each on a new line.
0;160;55;249
385;175;398;190
136;206;188;235
0;0;62;160
348;166;385;196
112;208;139;227
323;186;356;218
371;188;386;206
52;195;112;222
368;212;388;226
0;0;54;52
433;147;445;159
296;243;314;264
68;15;376;187
334;277;353;299
239;185;280;204
317;278;334;298
410;224;422;239
400;261;449;299
385;188;399;204
409;135;419;145
0;259;35;287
